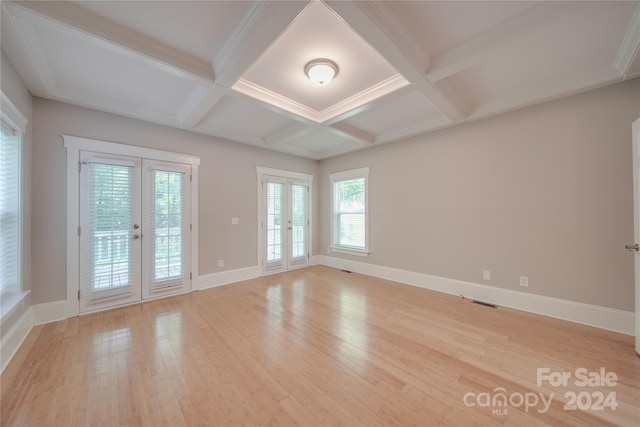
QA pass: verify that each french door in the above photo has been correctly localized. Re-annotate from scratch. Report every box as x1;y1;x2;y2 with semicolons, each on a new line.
262;176;310;273
79;151;191;313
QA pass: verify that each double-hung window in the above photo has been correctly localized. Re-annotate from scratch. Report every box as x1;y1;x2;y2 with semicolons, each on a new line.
330;167;369;256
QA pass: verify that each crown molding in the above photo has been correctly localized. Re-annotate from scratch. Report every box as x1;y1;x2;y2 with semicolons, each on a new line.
614;2;640;79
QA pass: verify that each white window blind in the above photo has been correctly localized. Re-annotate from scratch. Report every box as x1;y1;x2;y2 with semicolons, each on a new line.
148;169;185;290
291;184;307;259
266;181;284;263
330;167;369;255
83;161;135;300
335;178;365;249
0;120;21;298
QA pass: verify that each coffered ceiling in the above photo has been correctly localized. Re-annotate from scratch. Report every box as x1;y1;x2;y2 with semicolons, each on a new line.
2;1;639;159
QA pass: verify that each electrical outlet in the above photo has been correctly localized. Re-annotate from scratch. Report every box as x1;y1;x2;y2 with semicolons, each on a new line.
520;276;529;287
218;259;224;268
483;270;491;281
231;217;239;225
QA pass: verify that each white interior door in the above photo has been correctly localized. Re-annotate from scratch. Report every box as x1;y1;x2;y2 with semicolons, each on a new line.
80;152;192;313
79;152;142;312
632;118;640;355
262;176;310;274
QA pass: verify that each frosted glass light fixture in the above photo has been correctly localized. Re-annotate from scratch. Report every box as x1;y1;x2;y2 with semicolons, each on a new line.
305;59;338;85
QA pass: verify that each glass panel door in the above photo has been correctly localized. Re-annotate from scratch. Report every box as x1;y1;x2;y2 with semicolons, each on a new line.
264;178;286;272
79;152;142;312
142;160;191;299
79;154;191;312
288;182;309;269
262;176;310;274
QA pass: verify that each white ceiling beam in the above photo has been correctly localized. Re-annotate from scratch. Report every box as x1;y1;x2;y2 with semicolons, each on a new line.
264;123;314;147
427;2;573;83
177;86;228;128
614;2;640;79
177;1;310;128
326;0;466;123
213;1;311;88
5;1;215;87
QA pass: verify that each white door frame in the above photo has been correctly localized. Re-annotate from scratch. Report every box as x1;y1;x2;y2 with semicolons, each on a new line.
256;166;313;275
632;118;640;355
64;135;200;318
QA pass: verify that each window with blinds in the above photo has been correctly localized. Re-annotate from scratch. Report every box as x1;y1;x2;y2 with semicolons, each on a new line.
0;120;21;298
330;168;370;255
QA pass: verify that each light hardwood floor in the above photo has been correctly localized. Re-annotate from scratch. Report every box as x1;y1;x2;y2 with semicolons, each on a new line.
1;266;639;426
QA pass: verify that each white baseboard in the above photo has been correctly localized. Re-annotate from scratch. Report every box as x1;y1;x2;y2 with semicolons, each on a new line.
310;255;322;266
1;307;33;373
32;300;69;325
317;255;635;336
197;265;260;290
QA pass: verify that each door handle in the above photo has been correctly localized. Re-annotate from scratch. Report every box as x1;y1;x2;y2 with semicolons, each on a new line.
625;243;639;252
132;234;141;240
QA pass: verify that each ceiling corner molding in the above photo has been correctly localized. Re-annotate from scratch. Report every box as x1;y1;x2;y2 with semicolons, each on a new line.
232;78;322;123
264;123;314;147
6;0;215;87
177;86;227;128
614;2;640;79
329;122;375;145
318;74;409;123
467;66;623;122
376;117;453;145
2;3;56;97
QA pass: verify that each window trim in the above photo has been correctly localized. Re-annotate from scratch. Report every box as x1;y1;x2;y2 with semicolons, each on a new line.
329;167;370;256
0;92;30;321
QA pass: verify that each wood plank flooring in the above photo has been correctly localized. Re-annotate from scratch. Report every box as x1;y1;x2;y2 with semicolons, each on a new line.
1;266;639;426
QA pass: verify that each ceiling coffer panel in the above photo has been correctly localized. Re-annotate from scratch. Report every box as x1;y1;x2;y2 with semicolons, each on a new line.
1;0;638;159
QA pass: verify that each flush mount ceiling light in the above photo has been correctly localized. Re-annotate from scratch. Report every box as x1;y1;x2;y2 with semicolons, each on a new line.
305;59;338;85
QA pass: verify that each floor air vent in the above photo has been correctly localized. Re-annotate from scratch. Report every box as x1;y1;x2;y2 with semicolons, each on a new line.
341;269;352;273
471;300;498;309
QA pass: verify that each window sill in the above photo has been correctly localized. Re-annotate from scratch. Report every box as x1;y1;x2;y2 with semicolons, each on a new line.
330;246;370;257
1;289;30;323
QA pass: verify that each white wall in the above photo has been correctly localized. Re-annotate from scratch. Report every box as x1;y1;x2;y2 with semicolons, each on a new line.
319;79;640;312
31;98;318;304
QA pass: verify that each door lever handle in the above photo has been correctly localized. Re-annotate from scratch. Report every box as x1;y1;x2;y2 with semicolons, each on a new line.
132;234;141;240
625;243;639;252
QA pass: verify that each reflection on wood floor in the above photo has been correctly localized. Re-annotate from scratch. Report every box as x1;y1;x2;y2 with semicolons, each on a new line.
1;266;638;426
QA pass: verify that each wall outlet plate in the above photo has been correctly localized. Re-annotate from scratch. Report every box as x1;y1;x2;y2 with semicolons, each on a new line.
520;276;529;287
483;270;491;281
